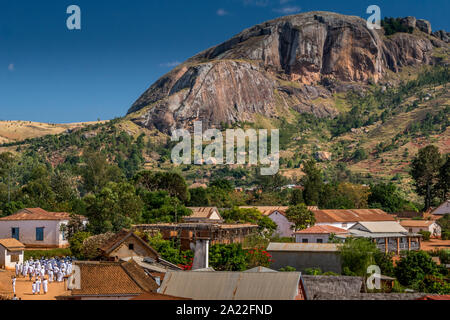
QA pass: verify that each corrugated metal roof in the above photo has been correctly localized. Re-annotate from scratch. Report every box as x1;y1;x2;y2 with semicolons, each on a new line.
400;220;435;227
0;208;72;221
345;230;409;238
313;209;395;223
0;238;25;250
186;207;222;220
159;271;301;300
267;242;340;252
353;221;408;233
295;225;348;234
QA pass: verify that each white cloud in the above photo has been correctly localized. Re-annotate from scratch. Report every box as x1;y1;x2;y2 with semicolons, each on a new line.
216;8;229;16
273;6;301;15
159;61;181;68
8;63;14;72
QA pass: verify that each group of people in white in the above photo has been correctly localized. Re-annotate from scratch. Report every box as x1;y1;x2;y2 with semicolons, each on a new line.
11;256;74;296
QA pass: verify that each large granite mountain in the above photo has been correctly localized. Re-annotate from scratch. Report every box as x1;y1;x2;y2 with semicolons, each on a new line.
127;11;449;133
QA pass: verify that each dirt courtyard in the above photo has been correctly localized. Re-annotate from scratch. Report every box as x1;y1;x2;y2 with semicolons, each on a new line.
0;270;68;300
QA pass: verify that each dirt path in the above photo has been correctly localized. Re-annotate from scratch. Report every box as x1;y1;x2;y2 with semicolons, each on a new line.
0;270;68;300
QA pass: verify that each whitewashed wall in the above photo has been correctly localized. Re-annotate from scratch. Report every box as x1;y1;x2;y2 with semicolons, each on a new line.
295;234;330;243
269;211;294;238
0;220;69;247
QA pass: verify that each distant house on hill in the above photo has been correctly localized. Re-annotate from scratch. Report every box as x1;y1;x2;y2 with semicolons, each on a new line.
184;207;223;223
313;209;396;230
400;220;442;237
295;225;348;244
0;238;25;270
59;260;159;300
0;208;86;248
158;271;305;300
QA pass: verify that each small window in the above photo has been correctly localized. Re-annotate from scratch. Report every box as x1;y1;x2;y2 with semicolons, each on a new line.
302;239;309;243
128;243;134;250
36;227;44;241
317;239;323;243
11;228;20;240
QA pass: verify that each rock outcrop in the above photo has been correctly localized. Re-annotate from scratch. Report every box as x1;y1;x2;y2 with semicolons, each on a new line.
127;11;447;133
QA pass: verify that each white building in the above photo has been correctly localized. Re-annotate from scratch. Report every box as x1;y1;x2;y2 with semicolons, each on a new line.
0;208;82;248
295;225;348;244
0;238;25;270
314;209;397;230
400;220;442;237
240;206;318;238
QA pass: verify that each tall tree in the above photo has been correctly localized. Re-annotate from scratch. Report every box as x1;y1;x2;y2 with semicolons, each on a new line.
410;145;443;210
285;204;316;231
301;160;323;205
436;154;450;202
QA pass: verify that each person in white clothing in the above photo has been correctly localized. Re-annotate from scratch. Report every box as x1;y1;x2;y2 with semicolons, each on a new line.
15;263;20;277
35;278;41;295
48;269;54;282
42;278;48;294
11;276;16;294
32;281;36;295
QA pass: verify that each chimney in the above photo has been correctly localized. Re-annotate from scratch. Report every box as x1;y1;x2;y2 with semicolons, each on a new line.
191;239;209;270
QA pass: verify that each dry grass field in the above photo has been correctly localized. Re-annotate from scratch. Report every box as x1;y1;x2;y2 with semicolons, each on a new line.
0;120;106;144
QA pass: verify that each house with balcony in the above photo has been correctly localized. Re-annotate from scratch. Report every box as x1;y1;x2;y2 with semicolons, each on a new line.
335;221;422;254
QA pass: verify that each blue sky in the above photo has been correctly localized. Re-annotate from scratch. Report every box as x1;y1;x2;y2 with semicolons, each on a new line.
1;0;449;123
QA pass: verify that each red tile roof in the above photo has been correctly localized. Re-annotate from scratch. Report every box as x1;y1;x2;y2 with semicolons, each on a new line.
294;225;348;234
99;229;159;258
0;208;72;221
71;260;158;296
313;209;395;223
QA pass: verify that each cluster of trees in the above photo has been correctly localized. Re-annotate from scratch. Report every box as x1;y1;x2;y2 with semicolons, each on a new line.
381;17;414;36
339;238;449;294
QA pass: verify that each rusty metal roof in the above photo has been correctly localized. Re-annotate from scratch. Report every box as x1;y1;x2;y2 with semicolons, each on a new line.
267;242;341;252
0;238;25;250
0;208;74;221
313;209;395;223
295;225;348;234
159;271;301;300
400;220;436;228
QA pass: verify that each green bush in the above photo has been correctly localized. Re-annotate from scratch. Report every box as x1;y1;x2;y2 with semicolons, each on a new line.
419;231;431;241
24;248;72;260
279;266;297;272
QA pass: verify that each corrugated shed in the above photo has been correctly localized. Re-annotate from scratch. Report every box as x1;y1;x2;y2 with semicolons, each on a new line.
159;272;301;300
267;242;340;252
313;209;395;223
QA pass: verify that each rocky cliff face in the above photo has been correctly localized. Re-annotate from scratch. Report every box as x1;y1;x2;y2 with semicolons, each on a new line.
127;11;448;133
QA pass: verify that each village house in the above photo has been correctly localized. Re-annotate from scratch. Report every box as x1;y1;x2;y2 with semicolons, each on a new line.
313;209;397;230
59;260;159;300
0;208;86;248
158;271;305;300
240;206;318;238
399;220;442;237
184;207;223;223
0;238;25;270
335;221;422;254
267;242;342;274
294;225;349;244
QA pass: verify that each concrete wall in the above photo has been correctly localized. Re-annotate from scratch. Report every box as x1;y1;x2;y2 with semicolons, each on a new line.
316;222;356;230
268;251;342;274
0;220;69;248
295;234;330;244
405;224;442;237
269;212;294;238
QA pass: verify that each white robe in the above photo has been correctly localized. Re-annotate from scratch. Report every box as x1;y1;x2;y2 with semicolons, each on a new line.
36;280;41;293
42;280;48;293
57;271;63;282
49;270;54;282
12;278;16;294
32;283;36;294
